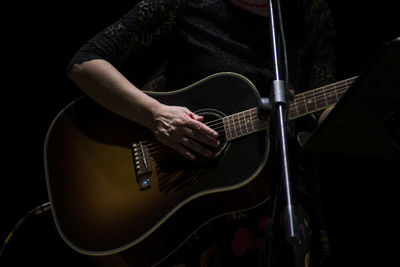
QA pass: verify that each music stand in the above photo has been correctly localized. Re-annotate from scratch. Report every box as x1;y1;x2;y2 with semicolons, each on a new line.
305;37;400;160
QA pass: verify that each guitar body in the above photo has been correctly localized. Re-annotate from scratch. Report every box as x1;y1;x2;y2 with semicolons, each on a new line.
44;72;272;266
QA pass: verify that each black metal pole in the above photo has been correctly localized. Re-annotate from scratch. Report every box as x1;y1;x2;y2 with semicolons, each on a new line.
266;0;298;244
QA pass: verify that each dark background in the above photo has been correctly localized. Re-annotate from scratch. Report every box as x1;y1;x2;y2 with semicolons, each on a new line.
1;1;399;266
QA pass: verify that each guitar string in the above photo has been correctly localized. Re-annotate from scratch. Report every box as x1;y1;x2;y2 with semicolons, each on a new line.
293;84;350;104
293;77;356;103
296;77;354;98
291;91;347;117
141;111;264;158
135;84;351;160
292;83;351;106
143;113;255;153
144;121;268;166
143;85;349;154
141;108;260;148
202;82;351;132
140;85;350;159
290;86;349;115
142;82;352;153
138;103;345;162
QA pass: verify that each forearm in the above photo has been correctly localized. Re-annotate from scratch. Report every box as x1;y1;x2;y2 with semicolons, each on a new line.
67;59;161;131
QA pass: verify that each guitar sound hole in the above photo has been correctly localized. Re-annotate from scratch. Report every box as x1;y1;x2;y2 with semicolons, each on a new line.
193;109;229;162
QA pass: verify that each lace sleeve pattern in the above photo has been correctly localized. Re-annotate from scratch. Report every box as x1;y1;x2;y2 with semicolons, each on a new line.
68;0;185;69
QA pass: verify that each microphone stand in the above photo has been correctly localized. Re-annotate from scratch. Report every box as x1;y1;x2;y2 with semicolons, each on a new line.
258;0;298;246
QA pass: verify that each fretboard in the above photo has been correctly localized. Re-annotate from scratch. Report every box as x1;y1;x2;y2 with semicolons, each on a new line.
289;77;357;120
223;77;357;141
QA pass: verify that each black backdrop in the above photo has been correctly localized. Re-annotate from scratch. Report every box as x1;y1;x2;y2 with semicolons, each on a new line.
1;1;399;266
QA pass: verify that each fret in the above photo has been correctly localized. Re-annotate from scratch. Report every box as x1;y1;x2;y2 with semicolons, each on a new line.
333;83;340;102
313;86;328;109
333;80;348;101
325;85;338;105
225;113;240;140
223;108;268;141
250;109;259;132
303;90;317;112
314;89;324;110
224;115;236;140
290;94;306;118
245;110;255;132
322;86;329;106
310;87;326;110
250;109;257;127
230;115;238;139
294;93;306;115
223;78;358;142
253;108;268;132
236;113;244;136
225;117;232;140
241;111;250;134
289;103;298;119
289;76;358;119
223;117;231;140
293;99;299;117
301;93;308;113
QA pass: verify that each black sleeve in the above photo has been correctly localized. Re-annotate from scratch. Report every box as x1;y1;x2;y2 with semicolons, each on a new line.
67;0;186;84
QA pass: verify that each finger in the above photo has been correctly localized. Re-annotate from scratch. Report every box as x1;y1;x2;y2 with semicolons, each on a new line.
189;113;204;122
183;127;220;148
174;143;196;160
187;117;219;139
181;136;213;158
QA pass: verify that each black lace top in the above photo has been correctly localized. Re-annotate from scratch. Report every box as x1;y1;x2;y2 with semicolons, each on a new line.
68;0;336;97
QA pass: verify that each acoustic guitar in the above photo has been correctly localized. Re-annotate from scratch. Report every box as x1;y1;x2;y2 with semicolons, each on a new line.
44;72;355;265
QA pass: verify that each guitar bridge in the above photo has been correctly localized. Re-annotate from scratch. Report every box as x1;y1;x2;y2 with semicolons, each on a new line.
132;142;152;190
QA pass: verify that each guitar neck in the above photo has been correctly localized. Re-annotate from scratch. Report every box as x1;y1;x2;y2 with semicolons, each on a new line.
289;76;358;120
223;76;358;141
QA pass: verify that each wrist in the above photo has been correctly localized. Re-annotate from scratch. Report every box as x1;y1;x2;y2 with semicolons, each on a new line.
147;100;165;131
